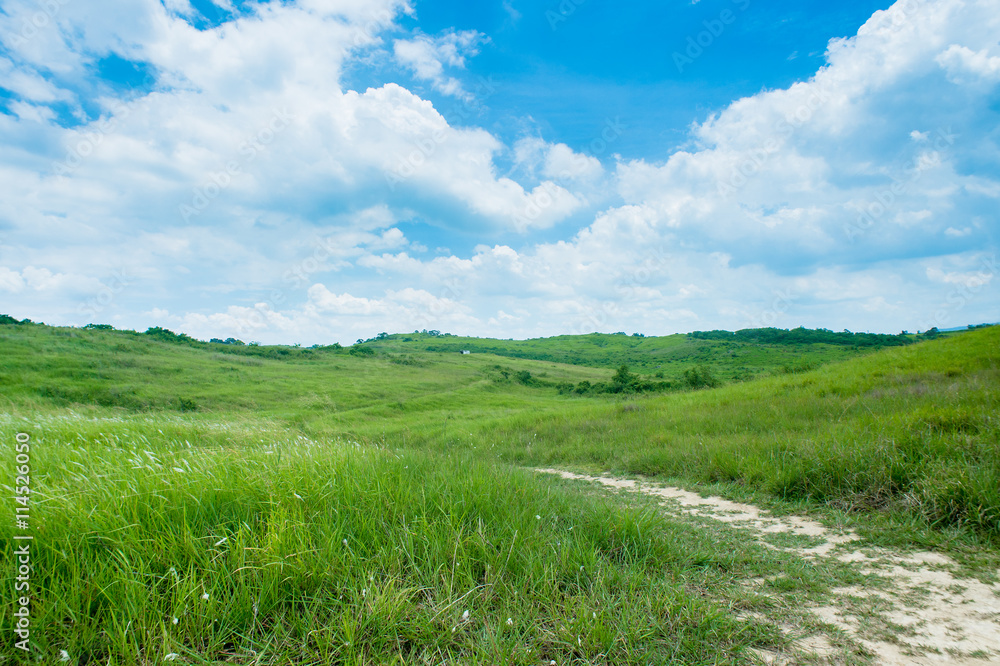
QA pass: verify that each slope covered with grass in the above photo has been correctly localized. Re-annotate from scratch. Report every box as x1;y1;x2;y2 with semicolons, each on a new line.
1;414;798;664
0;321;997;664
470;326;1000;537
361;328;912;382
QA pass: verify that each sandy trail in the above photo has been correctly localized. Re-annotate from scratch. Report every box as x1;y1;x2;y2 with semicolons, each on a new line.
535;468;1000;665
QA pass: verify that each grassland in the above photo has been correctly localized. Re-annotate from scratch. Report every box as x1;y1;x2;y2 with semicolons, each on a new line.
0;322;997;664
360;328;913;382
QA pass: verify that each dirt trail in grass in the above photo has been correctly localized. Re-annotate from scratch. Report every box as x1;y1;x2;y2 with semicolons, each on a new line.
535;469;1000;666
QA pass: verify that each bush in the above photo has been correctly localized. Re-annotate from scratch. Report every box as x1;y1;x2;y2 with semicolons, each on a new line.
683;365;720;389
349;345;375;357
145;327;196;345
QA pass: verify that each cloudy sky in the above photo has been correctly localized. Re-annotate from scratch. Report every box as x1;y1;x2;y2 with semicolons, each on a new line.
0;0;997;345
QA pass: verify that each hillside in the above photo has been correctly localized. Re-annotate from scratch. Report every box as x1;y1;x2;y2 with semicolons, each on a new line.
359;327;920;382
0;321;997;664
0;321;907;413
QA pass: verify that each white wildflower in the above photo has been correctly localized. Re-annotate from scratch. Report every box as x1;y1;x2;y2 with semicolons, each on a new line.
506;617;513;626
201;593;209;601
462;610;469;621
164;654;180;662
172;616;178;625
59;650;70;662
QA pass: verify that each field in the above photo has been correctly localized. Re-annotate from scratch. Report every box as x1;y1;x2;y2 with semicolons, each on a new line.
1;322;998;664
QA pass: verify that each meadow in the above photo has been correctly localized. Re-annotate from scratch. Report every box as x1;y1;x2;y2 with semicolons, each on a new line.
0;321;997;664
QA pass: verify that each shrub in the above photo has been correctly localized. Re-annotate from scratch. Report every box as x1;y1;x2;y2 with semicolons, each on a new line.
683;365;720;389
349;345;375;357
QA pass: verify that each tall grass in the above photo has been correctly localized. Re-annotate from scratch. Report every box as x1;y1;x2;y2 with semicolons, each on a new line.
464;327;1000;536
1;416;783;664
1;323;997;662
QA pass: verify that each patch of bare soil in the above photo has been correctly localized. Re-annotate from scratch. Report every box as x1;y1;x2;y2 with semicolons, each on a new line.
535;469;1000;665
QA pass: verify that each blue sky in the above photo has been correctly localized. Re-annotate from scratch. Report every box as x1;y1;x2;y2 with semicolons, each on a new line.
0;0;997;344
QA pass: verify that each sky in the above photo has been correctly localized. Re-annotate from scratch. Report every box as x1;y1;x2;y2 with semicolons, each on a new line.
0;0;997;345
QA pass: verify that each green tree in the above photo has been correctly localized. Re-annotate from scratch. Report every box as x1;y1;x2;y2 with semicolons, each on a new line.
683;364;719;389
612;364;638;392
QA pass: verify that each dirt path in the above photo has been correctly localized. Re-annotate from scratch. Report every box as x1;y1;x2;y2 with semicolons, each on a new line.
535;469;1000;665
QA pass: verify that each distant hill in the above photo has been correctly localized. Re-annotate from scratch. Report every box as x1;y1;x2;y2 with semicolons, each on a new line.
0;318;978;411
357;326;940;382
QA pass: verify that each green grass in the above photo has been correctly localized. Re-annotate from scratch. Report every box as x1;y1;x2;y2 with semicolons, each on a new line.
362;328;903;383
471;328;1000;538
0;322;997;663
1;415;802;664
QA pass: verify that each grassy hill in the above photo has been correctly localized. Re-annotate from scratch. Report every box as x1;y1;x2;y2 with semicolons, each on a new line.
358;327;920;383
0;321;996;664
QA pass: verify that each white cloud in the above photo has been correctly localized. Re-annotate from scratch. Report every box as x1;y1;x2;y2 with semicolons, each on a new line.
0;0;581;288
612;0;998;265
308;285;386;315
937;44;1000;84
0;266;102;294
0;267;26;293
393;30;487;100
0;0;997;343
926;265;993;289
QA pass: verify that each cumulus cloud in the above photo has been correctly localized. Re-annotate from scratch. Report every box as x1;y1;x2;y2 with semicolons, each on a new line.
613;0;999;271
393;30;487;100
937;44;1000;84
0;0;582;303
0;0;996;343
